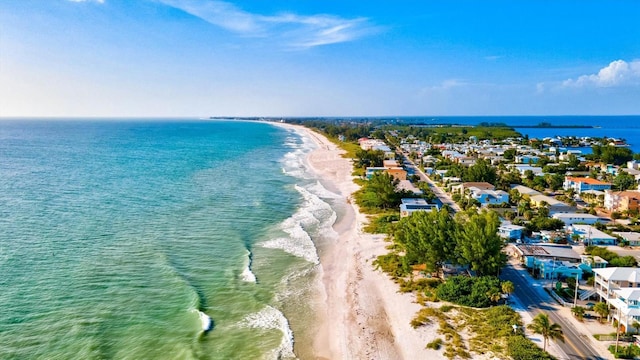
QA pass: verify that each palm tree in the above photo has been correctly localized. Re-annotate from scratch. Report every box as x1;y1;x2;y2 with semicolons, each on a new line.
571;306;586;322
501;281;515;297
527;313;565;352
593;302;610;324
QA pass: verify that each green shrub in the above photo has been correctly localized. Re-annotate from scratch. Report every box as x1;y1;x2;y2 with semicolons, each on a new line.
372;253;409;279
436;275;502;308
507;335;556;360
608;344;640;359
426;338;443;350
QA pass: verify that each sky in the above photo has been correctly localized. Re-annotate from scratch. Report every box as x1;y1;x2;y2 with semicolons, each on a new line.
1;0;639;117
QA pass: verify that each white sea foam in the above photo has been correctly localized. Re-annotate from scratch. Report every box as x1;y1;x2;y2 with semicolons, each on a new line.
196;310;212;332
261;184;339;264
307;180;342;199
241;249;257;283
241;305;296;360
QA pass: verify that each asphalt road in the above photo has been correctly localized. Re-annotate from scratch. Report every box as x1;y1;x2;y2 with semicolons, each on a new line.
400;153;461;212
501;263;607;360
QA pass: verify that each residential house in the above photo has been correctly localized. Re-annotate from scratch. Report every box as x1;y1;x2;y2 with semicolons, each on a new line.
509;164;544;177
552;212;603;226
498;222;525;240
513;244;581;265
604;190;640;214
594;267;640;302
365;166;407;181
452;182;495;194
399;198;439;218
593;267;640;332
579;255;608;273
529;194;576;214
532;258;583;280
511;185;542;197
563;177;612;194
515;155;541;164
570;224;617;246
469;188;509;206
613;232;640;247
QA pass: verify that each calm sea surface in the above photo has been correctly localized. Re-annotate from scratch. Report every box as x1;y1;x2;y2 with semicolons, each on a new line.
0;119;339;359
395;116;640;153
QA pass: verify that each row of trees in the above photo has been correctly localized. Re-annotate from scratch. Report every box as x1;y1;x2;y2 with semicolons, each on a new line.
394;208;506;276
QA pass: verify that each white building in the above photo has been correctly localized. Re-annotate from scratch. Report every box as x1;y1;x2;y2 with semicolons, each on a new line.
499;222;526;240
594;267;640;332
552;213;603;226
569;224;616;246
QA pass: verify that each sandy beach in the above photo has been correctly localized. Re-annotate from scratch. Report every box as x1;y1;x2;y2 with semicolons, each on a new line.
274;122;442;360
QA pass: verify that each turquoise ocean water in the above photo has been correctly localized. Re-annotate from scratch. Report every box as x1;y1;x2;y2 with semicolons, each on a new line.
0;120;340;359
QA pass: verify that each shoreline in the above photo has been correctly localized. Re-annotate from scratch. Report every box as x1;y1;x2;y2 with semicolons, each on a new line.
273;122;440;359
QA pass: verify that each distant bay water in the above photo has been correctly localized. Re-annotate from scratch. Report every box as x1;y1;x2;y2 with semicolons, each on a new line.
0;119;340;359
400;116;640;153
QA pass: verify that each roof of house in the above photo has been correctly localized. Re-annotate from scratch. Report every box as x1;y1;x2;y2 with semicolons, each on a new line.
461;182;495;190
614;288;640;301
565;177;612;186
613;232;640;242
571;224;616;240
511;185;541;196
552;213;601;220
530;194;568;207
593;267;640;283
514;244;581;260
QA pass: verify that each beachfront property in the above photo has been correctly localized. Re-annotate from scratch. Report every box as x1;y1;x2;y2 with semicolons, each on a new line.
552;212;603;226
569;224;617;246
529;194;576;214
613;232;640;247
399;198;439;218
604;190;640;214
498;222;525;240
594;267;640;332
563;176;612;194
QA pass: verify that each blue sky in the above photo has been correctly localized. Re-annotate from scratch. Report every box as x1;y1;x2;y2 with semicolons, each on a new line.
1;0;639;117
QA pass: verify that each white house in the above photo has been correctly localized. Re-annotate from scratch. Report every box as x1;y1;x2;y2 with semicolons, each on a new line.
613;232;640;247
594;267;640;332
469;187;509;206
400;198;439;218
552;212;603;226
570;224;617;246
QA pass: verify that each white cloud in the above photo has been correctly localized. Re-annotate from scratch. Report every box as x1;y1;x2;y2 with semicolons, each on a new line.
157;0;376;48
563;59;640;88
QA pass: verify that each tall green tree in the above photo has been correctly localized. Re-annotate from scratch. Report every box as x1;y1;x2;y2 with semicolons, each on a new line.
527;313;564;352
393;208;456;273
614;171;636;191
464;158;497;184
593;302;610;323
355;149;385;168
356;172;404;209
455;210;506;276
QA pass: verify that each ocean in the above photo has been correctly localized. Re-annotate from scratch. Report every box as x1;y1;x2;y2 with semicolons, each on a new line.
0;119;340;359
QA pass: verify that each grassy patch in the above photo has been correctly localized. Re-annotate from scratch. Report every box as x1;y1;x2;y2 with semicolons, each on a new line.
363;212;399;234
372;253;409;280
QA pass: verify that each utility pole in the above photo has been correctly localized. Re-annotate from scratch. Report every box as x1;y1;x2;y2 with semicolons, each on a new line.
616;306;621;353
574;273;580;307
